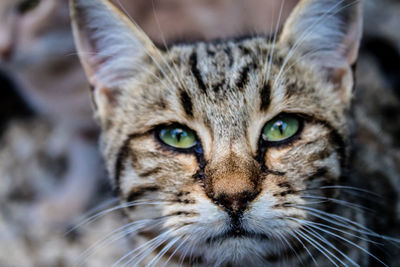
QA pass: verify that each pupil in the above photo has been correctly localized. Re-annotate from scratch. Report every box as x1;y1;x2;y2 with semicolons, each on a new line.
276;121;285;135
173;129;183;142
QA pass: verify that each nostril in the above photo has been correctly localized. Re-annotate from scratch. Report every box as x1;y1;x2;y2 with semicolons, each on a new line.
214;191;257;215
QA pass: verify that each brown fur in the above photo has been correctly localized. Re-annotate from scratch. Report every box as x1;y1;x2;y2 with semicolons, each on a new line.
65;0;400;265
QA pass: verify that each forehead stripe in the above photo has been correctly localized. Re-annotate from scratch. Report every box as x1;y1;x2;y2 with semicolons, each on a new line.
114;133;141;195
180;90;194;118
260;83;271;111
189;51;207;93
235;65;250;91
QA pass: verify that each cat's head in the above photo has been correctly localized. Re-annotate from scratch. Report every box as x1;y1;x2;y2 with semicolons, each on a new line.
71;0;362;265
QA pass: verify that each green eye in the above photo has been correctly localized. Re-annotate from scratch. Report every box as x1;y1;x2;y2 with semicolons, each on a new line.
159;125;197;149
262;115;300;142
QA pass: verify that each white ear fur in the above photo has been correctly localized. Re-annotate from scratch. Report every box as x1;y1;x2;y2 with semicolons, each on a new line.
70;0;158;89
279;0;363;68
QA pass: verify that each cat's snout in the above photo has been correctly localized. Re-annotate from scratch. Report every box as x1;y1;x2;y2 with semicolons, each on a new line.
204;153;261;216
213;190;258;215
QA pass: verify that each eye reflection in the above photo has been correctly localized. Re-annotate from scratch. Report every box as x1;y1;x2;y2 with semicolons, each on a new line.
262;114;300;142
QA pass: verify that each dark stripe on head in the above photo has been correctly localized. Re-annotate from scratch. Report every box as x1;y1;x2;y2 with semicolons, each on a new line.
138;167;162;178
213;82;224;92
305;116;348;172
189;51;207;92
180;91;194;117
115;133;141;195
260;83;271;111
236;66;250;90
306;167;329;182
126;185;160;204
284;83;298;98
224;47;234;67
239;45;251;56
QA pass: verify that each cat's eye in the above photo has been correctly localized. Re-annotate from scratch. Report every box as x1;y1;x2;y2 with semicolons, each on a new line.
158;125;197;149
17;0;40;14
262;114;300;142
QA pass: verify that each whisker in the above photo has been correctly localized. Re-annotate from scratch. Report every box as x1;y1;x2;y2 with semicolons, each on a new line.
114;0;179;91
274;0;360;89
298;186;384;204
291;218;383;246
300;194;374;213
78;218;166;264
301;224;360;266
288;231;319;266
125;224;191;267
286;205;375;234
287;231;319;267
68;199;170;234
276;231;304;266
273;0;346;88
65;197;118;235
161;235;192;267
131;236;174;267
112;228;175;267
118;0;189;95
264;0;286;83
188;238;197;266
303;222;389;266
146;236;181;267
295;229;340;267
319;186;382;198
178;238;195;267
150;0;189;92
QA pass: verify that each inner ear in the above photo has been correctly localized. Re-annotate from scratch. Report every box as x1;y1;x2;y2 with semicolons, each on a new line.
278;0;363;68
70;0;161;118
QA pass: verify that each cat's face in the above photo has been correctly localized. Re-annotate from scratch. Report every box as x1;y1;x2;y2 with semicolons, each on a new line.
71;0;362;265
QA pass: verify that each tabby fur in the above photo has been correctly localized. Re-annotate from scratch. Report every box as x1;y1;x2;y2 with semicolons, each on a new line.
70;0;398;266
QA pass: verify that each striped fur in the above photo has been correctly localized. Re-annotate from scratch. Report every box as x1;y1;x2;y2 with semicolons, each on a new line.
69;0;388;266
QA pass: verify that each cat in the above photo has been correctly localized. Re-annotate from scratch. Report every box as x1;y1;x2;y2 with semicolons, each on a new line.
70;0;400;266
0;0;298;227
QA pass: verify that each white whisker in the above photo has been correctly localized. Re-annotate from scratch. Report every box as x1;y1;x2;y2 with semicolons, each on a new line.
295;229;340;267
291;218;383;246
161;235;191;267
288;231;319;266
264;0;286;83
303;222;389;267
146;236;181;267
300;194;373;213
302;224;360;266
114;0;179;92
287;205;375;234
78;218;166;264
68;199;168;234
113;228;174;267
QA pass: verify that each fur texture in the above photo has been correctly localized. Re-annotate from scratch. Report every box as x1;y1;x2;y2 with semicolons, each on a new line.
69;0;398;266
1;0;399;266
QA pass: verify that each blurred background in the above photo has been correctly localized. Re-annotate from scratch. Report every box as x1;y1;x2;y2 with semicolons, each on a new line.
0;0;399;266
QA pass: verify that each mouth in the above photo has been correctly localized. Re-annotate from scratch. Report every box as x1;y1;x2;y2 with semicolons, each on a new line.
206;227;270;244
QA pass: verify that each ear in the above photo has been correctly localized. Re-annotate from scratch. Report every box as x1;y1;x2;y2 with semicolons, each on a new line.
70;0;159;118
279;0;362;68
